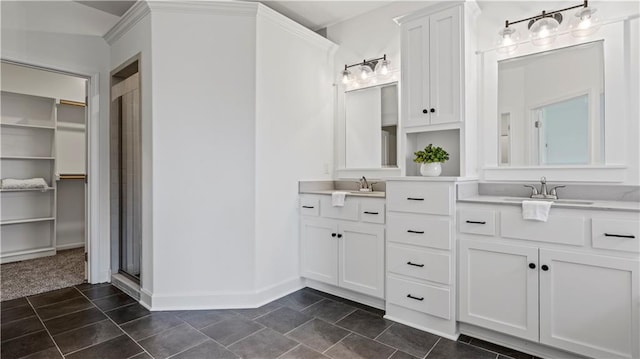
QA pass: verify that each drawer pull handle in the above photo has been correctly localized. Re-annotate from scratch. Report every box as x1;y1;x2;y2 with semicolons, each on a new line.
407;230;424;234
604;233;636;239
407;294;424;301
364;211;379;215
466;220;486;224
302;206;315;209
407;261;425;268
407;197;424;201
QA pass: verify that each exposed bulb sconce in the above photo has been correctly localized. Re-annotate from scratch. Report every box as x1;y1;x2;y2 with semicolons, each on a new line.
498;0;599;51
340;54;390;85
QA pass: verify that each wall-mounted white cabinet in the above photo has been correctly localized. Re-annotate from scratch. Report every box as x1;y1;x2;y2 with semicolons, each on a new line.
458;203;640;359
401;6;461;127
300;195;385;299
396;2;479;178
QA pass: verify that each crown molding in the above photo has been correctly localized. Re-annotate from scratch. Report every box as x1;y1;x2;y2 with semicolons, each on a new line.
146;1;258;17
104;1;259;45
104;1;151;45
257;4;337;54
393;1;465;25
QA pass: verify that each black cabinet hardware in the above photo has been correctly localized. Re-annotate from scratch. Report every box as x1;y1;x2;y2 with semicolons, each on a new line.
337;234;343;238
465;220;486;224
529;263;536;269
604;233;636;239
331;233;336;237
541;265;549;271
407;294;424;301
407;197;424;201
364;211;379;215
422;109;428;114
302;206;314;209
407;261;425;268
407;230;424;234
430;108;435;113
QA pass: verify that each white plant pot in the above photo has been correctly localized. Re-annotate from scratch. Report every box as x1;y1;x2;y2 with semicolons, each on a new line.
420;162;442;177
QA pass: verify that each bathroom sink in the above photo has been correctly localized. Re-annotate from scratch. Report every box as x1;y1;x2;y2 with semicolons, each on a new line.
501;197;593;205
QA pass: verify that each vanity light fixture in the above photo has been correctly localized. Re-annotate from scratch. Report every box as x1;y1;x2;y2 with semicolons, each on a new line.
499;0;599;49
340;54;389;85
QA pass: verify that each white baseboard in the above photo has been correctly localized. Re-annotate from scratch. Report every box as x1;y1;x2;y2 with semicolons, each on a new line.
56;243;85;251
304;279;385;310
144;277;304;311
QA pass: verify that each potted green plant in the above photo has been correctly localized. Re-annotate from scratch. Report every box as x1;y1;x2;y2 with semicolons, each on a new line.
413;144;449;176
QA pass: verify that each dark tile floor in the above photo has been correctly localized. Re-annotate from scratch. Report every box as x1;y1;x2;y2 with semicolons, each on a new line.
1;285;539;359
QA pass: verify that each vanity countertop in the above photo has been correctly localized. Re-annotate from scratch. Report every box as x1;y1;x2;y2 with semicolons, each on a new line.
300;190;385;198
458;195;640;212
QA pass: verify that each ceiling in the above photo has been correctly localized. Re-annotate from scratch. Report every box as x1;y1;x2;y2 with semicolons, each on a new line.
1;0;395;37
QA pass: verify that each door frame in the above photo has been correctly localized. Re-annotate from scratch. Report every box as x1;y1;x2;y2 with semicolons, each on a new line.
1;58;106;284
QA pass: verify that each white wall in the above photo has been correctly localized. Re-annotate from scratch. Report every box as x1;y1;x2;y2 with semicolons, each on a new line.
108;8;155;301
1;63;86;102
1;26;111;282
149;7;258;308
254;7;336;296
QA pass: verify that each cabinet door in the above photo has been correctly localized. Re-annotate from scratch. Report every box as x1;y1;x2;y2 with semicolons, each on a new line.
539;249;639;359
459;240;539;342
428;6;461;125
300;218;338;285
339;223;385;298
401;16;430;127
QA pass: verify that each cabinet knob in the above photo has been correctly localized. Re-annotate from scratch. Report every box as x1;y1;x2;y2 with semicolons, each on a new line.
337;234;343;238
541;265;549;271
529;263;536;269
430;108;436;113
331;233;336;237
422;109;428;114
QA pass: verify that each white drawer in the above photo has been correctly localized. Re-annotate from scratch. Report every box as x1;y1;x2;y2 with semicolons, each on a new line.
458;209;496;236
299;195;320;216
387;212;451;250
501;211;586;246
360;199;385;224
387;182;451;215
387;244;450;284
592;218;640;253
320;196;359;221
387;276;450;320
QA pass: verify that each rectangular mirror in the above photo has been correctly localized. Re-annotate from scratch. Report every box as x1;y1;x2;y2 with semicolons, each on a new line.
498;41;604;166
345;82;398;168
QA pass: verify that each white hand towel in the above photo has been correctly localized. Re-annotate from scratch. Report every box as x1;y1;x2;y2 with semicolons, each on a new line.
522;200;553;222
1;178;48;189
332;191;348;207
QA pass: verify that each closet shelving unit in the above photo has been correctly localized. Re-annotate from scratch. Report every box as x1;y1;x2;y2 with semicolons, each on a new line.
1;91;58;263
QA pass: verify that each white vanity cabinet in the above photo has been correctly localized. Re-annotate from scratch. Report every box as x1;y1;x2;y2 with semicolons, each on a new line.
385;179;458;337
458;203;640;359
400;5;461;127
299;194;385;299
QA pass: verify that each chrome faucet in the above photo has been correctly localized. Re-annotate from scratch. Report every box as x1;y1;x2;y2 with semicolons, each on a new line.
359;176;369;191
524;177;565;200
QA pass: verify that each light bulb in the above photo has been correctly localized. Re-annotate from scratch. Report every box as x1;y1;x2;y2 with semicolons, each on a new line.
570;6;600;38
530;16;560;46
341;69;351;84
496;26;519;54
379;60;389;75
359;64;373;82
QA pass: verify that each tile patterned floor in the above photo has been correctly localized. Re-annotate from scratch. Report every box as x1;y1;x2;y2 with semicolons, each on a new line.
0;285;540;359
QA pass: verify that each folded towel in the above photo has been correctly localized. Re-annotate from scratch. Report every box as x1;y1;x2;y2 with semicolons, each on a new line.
332;191;348;207
1;178;48;190
522;200;552;222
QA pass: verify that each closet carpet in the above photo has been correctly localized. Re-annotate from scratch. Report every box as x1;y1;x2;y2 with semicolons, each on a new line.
1;248;85;301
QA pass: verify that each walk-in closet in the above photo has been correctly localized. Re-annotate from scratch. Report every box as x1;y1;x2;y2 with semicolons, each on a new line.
1;62;88;300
